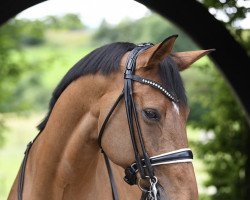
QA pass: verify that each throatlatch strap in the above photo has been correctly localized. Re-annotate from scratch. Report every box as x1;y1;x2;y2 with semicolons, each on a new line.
98;92;124;200
98;92;124;148
18;141;33;200
102;151;119;200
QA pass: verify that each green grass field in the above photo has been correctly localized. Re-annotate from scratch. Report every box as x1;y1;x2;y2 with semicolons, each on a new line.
0;113;44;199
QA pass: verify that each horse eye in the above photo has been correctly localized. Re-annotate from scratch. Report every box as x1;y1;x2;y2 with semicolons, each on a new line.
143;109;160;121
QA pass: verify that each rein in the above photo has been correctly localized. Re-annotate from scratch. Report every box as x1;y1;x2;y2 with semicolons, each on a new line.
17;44;193;200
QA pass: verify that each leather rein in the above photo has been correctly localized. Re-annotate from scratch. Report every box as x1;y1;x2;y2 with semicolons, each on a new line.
17;43;193;200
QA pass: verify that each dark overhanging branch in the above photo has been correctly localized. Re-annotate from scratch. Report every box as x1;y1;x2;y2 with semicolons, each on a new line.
0;0;47;25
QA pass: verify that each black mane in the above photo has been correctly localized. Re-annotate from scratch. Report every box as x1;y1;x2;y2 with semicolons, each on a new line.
38;42;187;131
37;42;136;131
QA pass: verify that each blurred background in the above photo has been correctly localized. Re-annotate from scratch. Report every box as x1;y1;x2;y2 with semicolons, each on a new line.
0;0;250;199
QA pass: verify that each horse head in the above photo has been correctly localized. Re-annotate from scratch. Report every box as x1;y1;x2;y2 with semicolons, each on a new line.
99;35;213;199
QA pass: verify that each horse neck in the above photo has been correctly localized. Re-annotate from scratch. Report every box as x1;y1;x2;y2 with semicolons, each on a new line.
17;73;123;199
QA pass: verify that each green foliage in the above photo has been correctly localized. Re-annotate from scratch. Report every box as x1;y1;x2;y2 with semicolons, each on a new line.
92;14;197;51
183;2;250;200
44;14;85;30
0;14;87;112
0;19;25;147
183;64;250;200
202;0;249;24
241;29;250;54
6;19;46;46
0;18;55;141
0;20;27;112
200;0;250;44
18;19;45;46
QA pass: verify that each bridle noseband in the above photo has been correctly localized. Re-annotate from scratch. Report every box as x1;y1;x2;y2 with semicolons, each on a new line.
98;44;193;200
18;44;193;200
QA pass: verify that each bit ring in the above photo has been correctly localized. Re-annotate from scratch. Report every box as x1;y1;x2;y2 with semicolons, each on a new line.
137;176;151;192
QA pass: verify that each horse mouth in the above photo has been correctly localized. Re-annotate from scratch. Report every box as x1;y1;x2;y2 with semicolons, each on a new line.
157;183;168;200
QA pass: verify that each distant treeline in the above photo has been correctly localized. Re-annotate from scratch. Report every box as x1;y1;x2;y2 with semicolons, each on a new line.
5;14;197;50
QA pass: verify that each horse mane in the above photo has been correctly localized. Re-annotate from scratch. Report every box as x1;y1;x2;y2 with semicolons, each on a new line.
37;42;187;132
37;42;136;131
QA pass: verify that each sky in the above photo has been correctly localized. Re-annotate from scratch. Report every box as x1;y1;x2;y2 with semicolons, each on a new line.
17;0;150;28
17;0;250;29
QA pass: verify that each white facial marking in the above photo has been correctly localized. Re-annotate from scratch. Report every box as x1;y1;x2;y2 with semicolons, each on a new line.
172;102;180;115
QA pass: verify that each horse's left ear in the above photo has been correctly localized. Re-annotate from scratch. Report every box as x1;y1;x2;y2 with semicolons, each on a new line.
138;35;178;67
171;49;215;71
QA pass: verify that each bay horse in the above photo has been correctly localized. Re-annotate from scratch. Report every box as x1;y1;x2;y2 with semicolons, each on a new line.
8;35;213;200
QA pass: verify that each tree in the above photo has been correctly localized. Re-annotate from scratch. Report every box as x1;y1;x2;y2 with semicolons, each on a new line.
0;17;50;147
184;63;250;200
201;0;250;56
18;19;45;46
185;1;250;199
93;14;197;51
0;19;26;145
44;14;84;30
61;14;84;30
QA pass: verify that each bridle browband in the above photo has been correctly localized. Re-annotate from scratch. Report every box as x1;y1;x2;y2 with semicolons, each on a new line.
97;44;193;200
17;43;193;200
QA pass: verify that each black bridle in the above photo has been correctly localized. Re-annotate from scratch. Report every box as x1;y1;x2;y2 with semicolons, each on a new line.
18;44;193;200
98;44;193;200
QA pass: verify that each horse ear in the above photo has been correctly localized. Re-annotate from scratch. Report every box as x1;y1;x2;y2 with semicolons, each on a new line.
139;35;178;67
171;49;215;71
